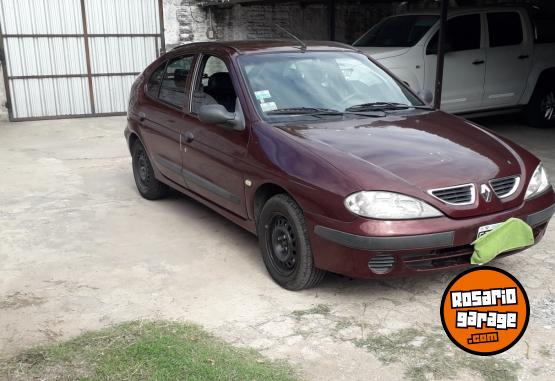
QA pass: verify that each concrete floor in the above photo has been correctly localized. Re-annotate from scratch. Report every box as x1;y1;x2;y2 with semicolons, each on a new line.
0;115;554;380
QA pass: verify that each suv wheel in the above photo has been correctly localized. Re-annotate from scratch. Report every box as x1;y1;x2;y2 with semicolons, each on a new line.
257;194;325;290
131;140;168;200
527;82;555;128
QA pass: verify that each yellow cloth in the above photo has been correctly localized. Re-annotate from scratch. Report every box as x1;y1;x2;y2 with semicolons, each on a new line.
471;218;534;265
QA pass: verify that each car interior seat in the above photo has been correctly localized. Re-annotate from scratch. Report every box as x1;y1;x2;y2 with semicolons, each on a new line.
173;69;189;91
204;72;236;112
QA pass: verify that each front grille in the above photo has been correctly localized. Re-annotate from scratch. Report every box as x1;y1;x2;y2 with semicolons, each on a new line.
368;255;395;274
490;176;520;198
428;184;475;205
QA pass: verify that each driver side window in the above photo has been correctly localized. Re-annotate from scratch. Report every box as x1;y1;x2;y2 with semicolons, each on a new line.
426;14;481;55
191;55;237;114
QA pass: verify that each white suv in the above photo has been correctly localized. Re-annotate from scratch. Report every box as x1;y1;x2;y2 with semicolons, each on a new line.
354;7;555;128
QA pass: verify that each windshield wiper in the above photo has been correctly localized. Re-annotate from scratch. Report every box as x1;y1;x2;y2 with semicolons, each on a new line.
346;102;431;112
266;107;385;118
266;107;344;115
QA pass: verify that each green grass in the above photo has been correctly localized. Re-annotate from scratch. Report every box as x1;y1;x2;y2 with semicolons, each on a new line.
291;304;331;319
355;327;520;381
0;321;298;381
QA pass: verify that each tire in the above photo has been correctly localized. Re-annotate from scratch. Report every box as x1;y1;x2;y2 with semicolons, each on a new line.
257;194;325;290
526;81;555;128
131;140;168;200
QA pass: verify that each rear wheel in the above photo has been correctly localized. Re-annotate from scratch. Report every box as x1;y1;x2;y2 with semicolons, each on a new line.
257;194;325;290
131;140;168;200
527;82;555;128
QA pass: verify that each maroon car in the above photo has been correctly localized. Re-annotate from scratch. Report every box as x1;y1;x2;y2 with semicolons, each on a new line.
125;41;555;290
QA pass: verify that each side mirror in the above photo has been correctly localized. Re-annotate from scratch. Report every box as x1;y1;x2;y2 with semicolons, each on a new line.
198;100;245;131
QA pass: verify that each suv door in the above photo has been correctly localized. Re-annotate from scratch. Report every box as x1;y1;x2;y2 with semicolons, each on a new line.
482;11;532;108
139;54;195;187
180;54;249;218
424;13;486;113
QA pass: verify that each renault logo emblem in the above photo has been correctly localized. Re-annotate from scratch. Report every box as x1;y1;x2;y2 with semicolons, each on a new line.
480;184;493;203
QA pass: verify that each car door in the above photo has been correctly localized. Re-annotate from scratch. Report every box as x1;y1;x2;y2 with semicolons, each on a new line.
180;54;249;218
482;11;532;108
424;13;486;113
139;54;196;187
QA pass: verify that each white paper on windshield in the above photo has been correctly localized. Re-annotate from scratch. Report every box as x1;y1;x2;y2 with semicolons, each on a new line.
255;90;272;100
260;102;277;112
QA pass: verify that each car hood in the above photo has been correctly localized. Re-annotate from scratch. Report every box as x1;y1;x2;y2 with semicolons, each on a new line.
356;46;410;60
275;111;528;218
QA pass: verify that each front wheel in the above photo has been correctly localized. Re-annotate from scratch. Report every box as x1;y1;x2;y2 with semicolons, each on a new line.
526;83;555;128
257;194;325;290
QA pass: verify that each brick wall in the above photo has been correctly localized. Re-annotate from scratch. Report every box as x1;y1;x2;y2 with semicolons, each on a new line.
168;1;403;47
165;0;555;48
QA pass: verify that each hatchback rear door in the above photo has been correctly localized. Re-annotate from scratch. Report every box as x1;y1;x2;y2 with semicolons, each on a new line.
139;54;196;188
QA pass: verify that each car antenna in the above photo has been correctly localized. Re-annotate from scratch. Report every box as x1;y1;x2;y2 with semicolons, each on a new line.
275;24;306;52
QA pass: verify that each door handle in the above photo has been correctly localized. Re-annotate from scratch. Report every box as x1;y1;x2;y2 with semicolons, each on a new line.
184;132;194;143
472;60;485;65
138;112;146;121
518;54;530;60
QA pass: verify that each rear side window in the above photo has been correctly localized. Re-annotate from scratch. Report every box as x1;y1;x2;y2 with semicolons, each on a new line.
532;10;555;43
146;63;165;98
487;12;523;47
427;14;481;54
158;55;194;108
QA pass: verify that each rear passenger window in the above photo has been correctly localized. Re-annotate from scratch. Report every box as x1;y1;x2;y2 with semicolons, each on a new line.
146;63;165;98
487;12;523;47
158;55;194;108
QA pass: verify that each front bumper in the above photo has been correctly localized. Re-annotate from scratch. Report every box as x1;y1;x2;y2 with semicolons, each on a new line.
306;193;555;279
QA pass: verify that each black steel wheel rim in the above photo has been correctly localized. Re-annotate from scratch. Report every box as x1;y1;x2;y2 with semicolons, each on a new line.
541;90;555;121
266;214;298;276
135;148;151;187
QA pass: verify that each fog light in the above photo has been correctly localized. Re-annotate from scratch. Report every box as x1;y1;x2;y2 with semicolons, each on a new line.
368;255;395;274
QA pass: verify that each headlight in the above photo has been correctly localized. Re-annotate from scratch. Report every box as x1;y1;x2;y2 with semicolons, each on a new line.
344;191;442;219
525;164;551;199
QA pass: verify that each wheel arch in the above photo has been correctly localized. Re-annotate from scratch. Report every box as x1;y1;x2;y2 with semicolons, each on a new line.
128;132;140;153
535;68;555;88
523;67;555;104
253;182;302;225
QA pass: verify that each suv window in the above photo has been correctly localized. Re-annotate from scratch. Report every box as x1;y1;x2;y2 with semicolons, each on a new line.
353;15;439;48
487;12;523;47
192;56;237;114
427;14;481;54
158;55;194;108
146;63;166;98
532;10;555;43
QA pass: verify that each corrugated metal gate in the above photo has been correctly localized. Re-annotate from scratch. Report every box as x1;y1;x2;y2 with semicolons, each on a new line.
0;0;165;121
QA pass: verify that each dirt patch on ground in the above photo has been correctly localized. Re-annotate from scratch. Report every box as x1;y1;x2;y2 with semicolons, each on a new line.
0;292;45;310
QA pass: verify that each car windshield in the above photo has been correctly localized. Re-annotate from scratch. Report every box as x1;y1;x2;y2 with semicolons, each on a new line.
354;15;438;47
239;52;424;119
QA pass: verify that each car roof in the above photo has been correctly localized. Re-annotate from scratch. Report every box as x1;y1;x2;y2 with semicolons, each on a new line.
170;40;357;55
